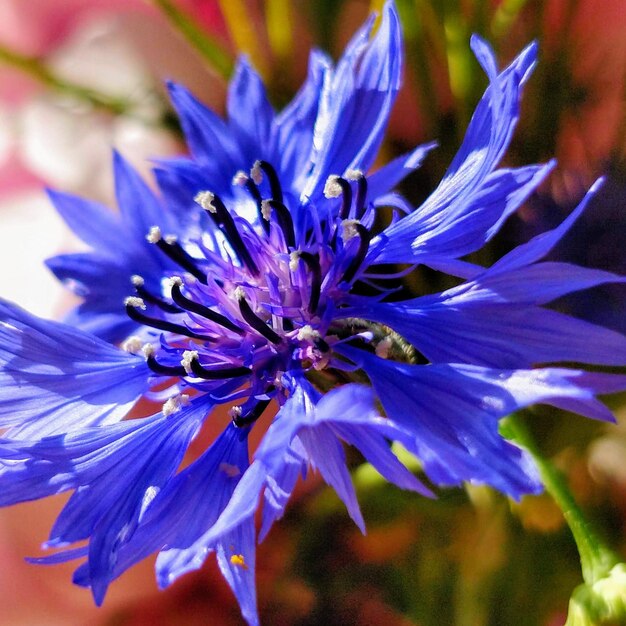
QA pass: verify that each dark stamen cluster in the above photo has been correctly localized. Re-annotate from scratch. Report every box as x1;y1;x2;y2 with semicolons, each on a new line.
123;160;377;429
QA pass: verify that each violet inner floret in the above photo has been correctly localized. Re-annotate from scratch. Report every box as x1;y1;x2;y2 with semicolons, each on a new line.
131;164;382;427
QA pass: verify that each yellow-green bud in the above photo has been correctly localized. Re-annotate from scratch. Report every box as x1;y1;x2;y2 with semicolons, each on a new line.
565;563;626;626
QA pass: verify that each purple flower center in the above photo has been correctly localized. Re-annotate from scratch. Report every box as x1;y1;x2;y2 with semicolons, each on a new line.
123;161;378;426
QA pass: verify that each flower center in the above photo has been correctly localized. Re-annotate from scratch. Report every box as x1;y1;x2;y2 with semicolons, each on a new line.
122;162;379;426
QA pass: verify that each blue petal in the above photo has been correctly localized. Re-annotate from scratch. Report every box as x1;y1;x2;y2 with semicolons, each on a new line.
271;49;331;191
314;386;432;497
341;348;626;497
367;141;438;200
227;57;275;163
344;258;626;368
375;39;540;263
346;300;626;369
215;523;259;626
301;2;402;202
167;81;241;176
298;423;365;531
491;178;604;272
113;151;179;239
0;300;150;437
374;161;554;264
148;424;250;584
46;189;123;255
9;399;208;604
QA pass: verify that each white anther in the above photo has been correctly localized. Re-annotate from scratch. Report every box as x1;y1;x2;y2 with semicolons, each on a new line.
261;199;272;221
141;343;155;358
323;175;343;199
273;370;285;388
289;251;301;272
232;170;249;186
162;393;190;417
297;325;321;342
341;219;361;241
181;350;199;375
228;405;242;420
194;190;217;213
345;168;364;181
164;234;178;245
124;296;146;309
146;226;162;243
250;160;263;185
234;286;246;301
219;461;241;477
313;354;330;371
131;275;144;287
122;335;144;354
166;275;184;288
375;336;393;359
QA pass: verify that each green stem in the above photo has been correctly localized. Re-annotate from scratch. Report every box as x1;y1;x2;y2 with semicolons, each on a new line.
0;45;130;115
505;413;619;584
149;0;233;79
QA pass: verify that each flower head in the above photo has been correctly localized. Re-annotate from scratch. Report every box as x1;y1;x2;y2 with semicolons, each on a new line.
2;2;626;625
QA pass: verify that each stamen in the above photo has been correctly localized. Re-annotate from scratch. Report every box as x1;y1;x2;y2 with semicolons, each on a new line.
170;280;244;334
244;179;268;233
375;336;393;359
162;394;190;417
147;227;208;284
132;275;182;314
267;200;296;249
236;290;282;344
145;352;188;377
122;335;144;354
297;325;320;342
324;175;343;199
289;251;300;272
345;169;363;181
202;194;259;275
256;160;283;205
250;161;264;185
341;219;362;241
194;191;217;213
125;296;146;310
299;252;322;313
232;171;249;186
261;200;272;221
146;226;162;244
228;406;243;420
355;175;368;219
233;395;273;427
341;222;371;284
188;355;252;380
125;298;214;341
181;350;199;375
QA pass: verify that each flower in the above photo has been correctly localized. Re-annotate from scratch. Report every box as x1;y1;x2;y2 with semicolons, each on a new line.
1;2;626;625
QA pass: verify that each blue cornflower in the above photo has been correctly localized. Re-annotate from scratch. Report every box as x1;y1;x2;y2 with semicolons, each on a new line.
1;3;626;625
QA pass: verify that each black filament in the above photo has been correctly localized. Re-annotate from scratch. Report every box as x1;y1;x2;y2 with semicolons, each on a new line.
267;200;296;249
258;160;283;205
299;252;322;313
189;358;252;380
125;302;213;341
134;283;182;314
154;239;208;284
341;223;371;284
207;195;260;275
238;296;282;344
354;175;368;219
170;282;244;334
146;354;188;377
